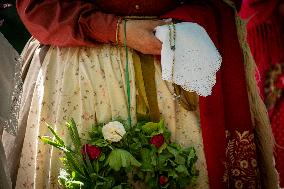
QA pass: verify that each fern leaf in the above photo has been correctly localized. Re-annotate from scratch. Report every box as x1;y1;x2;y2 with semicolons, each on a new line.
47;124;65;145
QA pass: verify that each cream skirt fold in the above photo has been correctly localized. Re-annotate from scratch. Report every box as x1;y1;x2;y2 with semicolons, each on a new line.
15;44;208;189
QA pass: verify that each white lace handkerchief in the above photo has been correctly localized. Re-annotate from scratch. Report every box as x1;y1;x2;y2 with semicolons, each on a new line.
155;22;222;97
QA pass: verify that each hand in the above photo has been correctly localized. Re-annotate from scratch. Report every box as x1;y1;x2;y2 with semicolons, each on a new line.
118;19;168;55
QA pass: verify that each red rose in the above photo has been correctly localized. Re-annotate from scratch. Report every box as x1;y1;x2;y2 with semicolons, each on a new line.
150;134;165;148
275;74;284;89
159;175;168;186
81;144;102;161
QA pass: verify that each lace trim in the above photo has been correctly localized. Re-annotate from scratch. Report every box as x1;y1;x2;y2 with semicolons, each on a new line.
2;55;22;136
155;22;222;97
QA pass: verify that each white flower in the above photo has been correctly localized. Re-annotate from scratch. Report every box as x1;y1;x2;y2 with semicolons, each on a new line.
102;121;126;142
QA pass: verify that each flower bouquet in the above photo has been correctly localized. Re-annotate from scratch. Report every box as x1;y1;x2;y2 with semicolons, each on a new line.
40;119;198;189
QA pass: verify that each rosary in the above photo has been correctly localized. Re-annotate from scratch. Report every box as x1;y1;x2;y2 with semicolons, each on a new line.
168;22;181;102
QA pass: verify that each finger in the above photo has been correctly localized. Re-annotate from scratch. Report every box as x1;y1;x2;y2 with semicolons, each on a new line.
147;30;163;43
148;35;162;55
141;47;161;55
139;35;161;55
146;30;162;44
156;18;172;25
146;20;168;29
151;47;162;55
163;18;172;23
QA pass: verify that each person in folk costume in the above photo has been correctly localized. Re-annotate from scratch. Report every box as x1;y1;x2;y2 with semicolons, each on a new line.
0;1;31;188
0;2;23;187
0;33;21;189
240;0;284;187
3;0;279;188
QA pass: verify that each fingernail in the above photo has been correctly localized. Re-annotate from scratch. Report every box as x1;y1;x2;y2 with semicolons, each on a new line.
163;18;172;23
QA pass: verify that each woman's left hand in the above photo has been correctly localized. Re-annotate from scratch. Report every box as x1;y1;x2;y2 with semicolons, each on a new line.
118;19;168;55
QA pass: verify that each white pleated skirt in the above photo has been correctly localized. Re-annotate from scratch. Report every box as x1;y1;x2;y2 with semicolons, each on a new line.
15;44;209;189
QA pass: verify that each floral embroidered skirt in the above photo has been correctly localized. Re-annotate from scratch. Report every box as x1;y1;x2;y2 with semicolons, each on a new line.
14;43;209;189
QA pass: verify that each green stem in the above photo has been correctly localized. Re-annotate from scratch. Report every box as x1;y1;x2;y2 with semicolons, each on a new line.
96;160;99;174
108;144;114;150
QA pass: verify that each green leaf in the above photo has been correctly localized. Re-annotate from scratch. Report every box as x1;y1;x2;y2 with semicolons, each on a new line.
106;149;141;171
168;169;178;178
58;169;84;189
140;162;154;172
64;152;85;176
157;119;165;132
89;124;103;139
91;139;108;147
106;151;121;171
112;185;123;189
170;143;182;150
140;148;151;162
177;176;191;188
90;172;97;179
167;146;178;157
66;119;82;152
130;142;142;151
158;142;167;154
98;153;105;161
157;154;169;167
71;171;76;179
132;138;140;143
39;136;68;151
175;165;189;175
46;124;65;145
148;177;158;188
85;153;96;176
150;154;157;166
141;122;159;135
187;147;197;167
175;155;186;165
134;127;141;132
163;131;171;141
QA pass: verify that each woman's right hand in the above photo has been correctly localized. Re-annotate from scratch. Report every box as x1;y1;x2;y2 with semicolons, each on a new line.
118;19;168;55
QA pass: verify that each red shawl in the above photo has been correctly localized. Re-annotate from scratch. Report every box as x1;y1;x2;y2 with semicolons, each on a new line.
163;1;260;188
240;0;284;186
240;0;278;28
239;0;284;98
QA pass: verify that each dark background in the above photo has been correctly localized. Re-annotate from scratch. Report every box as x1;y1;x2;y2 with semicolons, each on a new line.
0;0;30;53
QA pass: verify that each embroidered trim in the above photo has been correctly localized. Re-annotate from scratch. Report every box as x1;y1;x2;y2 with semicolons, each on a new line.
224;130;261;189
2;55;22;136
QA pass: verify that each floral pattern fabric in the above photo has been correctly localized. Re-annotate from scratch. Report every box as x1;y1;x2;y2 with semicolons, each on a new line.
224;130;261;189
15;44;209;189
